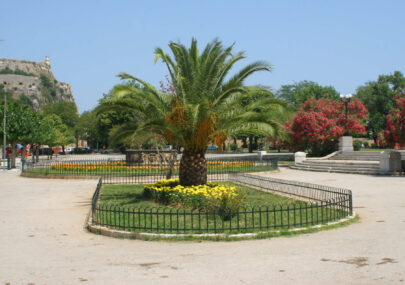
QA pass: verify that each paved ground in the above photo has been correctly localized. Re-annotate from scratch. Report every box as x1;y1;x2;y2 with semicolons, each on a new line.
0;169;404;284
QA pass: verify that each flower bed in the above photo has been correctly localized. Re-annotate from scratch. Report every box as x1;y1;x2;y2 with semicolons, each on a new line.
25;159;276;177
89;174;353;236
144;179;243;219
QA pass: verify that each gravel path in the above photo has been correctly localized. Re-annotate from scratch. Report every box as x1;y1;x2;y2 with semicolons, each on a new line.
0;169;404;284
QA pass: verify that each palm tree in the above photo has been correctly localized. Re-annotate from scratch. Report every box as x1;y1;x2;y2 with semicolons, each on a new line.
98;38;286;186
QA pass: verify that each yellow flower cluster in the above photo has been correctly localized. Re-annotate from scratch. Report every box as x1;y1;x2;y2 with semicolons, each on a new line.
145;179;238;200
50;161;179;171
49;160;253;172
207;161;254;168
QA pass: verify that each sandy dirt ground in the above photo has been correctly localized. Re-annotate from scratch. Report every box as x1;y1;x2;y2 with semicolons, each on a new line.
0;168;404;285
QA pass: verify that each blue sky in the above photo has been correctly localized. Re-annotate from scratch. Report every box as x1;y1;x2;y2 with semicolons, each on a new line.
1;1;404;113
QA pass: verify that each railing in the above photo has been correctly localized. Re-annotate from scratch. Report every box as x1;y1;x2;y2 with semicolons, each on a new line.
21;157;278;184
21;156;353;234
90;174;352;234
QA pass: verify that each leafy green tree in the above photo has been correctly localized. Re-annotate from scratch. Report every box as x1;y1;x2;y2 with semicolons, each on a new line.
44;114;74;153
41;101;79;128
74;111;99;148
0;101;36;167
95;88;141;149
277;81;339;111
98;38;286;186
355;71;405;142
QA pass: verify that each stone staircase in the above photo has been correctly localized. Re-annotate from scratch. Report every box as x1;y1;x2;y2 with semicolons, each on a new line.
291;150;405;175
291;159;380;175
330;151;381;161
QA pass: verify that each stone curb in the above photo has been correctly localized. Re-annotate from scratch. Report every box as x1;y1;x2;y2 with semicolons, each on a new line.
21;172;100;180
85;214;357;241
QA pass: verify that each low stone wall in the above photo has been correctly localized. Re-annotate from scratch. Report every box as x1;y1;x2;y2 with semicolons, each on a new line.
125;150;177;164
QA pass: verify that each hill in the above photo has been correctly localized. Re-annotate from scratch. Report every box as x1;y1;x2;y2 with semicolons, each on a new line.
0;57;75;110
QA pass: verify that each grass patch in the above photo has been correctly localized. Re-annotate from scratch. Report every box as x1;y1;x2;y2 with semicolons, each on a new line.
93;182;349;235
100;182;302;208
278;161;294;165
133;214;360;242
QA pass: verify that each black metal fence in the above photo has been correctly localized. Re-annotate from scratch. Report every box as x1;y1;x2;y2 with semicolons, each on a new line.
21;155;353;234
21;157;278;184
90;174;353;234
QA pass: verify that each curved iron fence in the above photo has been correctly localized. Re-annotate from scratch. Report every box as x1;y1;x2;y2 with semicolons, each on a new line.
21;156;352;234
21;157;278;184
90;174;352;234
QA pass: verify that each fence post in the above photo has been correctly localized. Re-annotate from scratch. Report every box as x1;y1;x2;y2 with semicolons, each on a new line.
20;158;25;172
7;157;11;170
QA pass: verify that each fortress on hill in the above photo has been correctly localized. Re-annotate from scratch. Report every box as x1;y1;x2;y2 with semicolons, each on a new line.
0;57;75;109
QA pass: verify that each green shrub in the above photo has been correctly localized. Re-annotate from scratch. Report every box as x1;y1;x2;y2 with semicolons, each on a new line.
230;143;238;151
353;140;363;151
206;191;245;220
363;141;369;148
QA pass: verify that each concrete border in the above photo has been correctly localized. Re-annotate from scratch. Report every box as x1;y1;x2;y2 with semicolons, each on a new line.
21;172;100;180
86;214;356;240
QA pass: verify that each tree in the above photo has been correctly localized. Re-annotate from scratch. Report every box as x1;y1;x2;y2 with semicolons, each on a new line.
46;114;74;153
98;38;286;186
277;81;339;111
74;111;99;148
0;101;36;167
94;90;136;149
41;101;79;129
378;93;405;148
230;86;287;152
355;71;405;142
287;97;368;156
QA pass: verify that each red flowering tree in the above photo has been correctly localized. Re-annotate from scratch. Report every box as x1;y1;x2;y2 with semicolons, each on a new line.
286;97;368;156
378;93;405;149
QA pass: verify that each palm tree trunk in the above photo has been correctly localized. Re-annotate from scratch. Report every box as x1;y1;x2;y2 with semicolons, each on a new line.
248;135;253;153
179;149;207;186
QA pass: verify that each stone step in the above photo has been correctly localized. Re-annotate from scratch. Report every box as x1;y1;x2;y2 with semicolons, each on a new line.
334;154;381;157
290;165;379;175
303;160;379;168
294;164;379;172
330;151;405;162
296;164;379;171
331;155;380;160
333;157;380;161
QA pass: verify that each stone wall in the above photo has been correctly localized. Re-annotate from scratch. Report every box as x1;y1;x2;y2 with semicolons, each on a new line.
0;58;54;79
126;150;178;165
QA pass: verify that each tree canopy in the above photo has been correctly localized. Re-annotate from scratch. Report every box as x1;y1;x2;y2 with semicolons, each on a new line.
355;71;405;142
277;80;339;111
41;101;79;128
287;97;368;156
98;38;286;185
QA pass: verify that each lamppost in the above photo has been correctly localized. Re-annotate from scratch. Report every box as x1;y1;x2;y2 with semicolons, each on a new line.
2;94;6;159
340;93;352;136
338;93;353;152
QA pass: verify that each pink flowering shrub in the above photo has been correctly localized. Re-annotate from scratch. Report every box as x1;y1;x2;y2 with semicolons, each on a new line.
378;93;405;149
287;97;368;156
